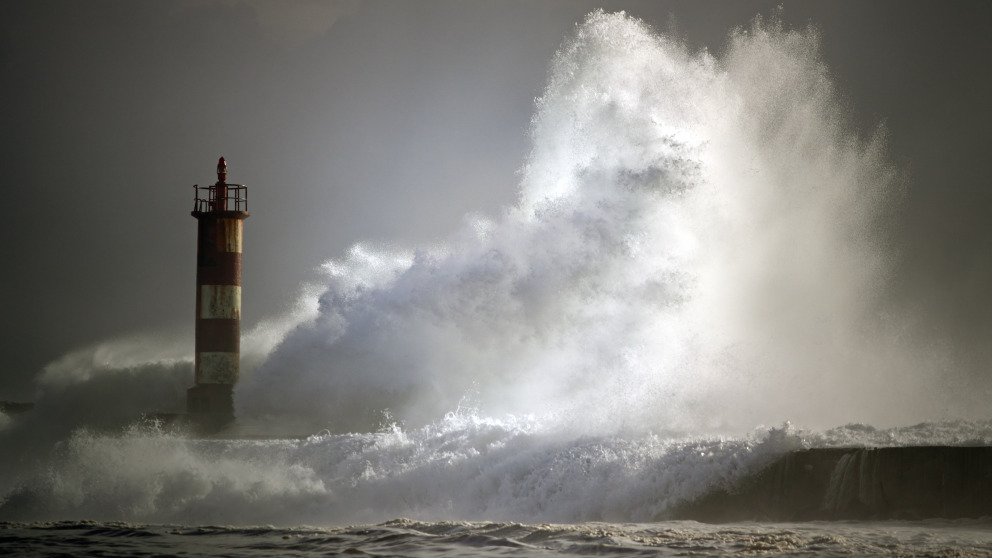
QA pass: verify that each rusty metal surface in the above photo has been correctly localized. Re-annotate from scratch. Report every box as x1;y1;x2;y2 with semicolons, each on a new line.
192;184;249;213
217;218;243;253
195;318;240;353
189;159;250;418
195;218;244;284
195;218;244;255
200;285;241;320
196;253;241;285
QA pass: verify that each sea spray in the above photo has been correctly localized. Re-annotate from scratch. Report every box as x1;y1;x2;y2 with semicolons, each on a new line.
0;413;798;524
4;412;992;524
0;11;975;526
237;11;914;434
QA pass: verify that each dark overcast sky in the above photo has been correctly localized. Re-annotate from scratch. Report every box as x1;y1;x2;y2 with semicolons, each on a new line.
1;0;990;400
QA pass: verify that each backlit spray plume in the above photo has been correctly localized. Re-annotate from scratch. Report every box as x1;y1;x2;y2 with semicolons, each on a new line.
236;11;930;435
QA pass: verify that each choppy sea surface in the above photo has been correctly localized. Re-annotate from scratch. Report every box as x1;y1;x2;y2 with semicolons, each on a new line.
4;518;992;557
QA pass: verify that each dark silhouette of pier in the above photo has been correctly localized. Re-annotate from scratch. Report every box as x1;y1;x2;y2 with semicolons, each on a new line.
672;446;992;521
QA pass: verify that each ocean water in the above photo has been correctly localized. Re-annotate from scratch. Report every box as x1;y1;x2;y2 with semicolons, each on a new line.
4;518;992;557
3;9;991;557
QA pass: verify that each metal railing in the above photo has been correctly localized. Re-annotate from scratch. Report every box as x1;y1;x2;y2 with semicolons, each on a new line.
193;184;248;213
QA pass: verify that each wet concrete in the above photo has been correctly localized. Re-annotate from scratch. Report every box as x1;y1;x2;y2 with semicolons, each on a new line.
672;446;992;522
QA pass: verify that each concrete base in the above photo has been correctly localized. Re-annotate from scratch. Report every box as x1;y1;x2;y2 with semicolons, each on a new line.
185;384;235;434
143;411;235;437
671;447;992;522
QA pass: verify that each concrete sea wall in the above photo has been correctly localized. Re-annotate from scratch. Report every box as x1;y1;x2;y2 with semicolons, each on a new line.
672;447;992;522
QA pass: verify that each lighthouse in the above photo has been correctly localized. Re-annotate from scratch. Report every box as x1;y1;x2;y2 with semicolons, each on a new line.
188;157;249;427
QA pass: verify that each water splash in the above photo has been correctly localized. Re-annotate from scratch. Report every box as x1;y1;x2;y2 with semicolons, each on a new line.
4;412;991;524
236;11;923;434
0;10;982;526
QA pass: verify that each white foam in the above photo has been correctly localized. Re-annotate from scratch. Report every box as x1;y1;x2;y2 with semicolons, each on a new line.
4;415;991;525
236;11;933;434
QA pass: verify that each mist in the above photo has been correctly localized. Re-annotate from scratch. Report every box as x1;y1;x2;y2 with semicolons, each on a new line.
231;12;955;435
3;10;971;440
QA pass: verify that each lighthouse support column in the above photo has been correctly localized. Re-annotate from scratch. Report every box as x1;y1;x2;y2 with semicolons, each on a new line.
188;157;249;429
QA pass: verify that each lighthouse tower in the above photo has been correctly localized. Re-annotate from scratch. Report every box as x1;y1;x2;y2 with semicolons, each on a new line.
188;157;249;427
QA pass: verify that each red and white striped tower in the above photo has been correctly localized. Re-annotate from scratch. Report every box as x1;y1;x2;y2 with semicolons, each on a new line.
188;157;249;426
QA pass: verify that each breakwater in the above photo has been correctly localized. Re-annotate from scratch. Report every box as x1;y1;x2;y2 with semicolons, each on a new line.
674;446;992;522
